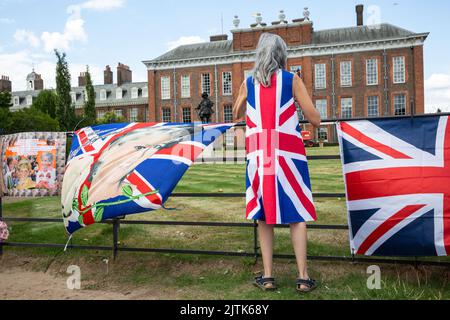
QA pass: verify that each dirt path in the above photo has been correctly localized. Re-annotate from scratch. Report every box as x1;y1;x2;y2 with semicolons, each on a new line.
0;268;162;300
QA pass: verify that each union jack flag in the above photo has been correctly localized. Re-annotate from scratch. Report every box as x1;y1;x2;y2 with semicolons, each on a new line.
337;116;450;256
62;122;232;234
246;70;316;225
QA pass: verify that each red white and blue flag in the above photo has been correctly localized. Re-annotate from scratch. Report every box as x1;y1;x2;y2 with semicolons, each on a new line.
245;70;316;225
337;116;450;256
62;122;232;235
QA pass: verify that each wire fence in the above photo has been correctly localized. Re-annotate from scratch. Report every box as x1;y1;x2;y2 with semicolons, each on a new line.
1;114;450;267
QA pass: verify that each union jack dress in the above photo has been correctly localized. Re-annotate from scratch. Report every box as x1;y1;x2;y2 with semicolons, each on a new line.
246;69;317;225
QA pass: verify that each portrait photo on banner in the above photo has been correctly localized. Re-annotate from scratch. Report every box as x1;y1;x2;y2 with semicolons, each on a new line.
1;132;66;197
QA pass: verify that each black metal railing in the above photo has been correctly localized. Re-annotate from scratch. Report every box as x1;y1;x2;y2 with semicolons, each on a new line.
1;114;450;267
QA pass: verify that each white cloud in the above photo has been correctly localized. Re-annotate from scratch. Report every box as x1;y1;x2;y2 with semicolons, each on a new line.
0;50;103;91
40;7;88;53
167;36;205;50
17;0;124;53
425;73;450;113
14;29;41;48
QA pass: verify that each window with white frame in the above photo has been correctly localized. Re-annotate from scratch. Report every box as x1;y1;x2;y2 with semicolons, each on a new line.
181;75;190;98
114;109;123;118
315;99;328;119
97;110;105;119
26;95;32;106
224;104;233;123
394;94;406;116
142;87;148;98
13;96;19;106
315;64;326;89
367;96;379;117
222;72;232;95
366;59;379;85
116;88;123;99
341;97;353;118
182;107;191;123
131;87;138;99
340;61;352;87
393;56;406;84
318;127;328;141
70;92;76;104
201;73;211;96
162;108;171;122
161;76;171;100
129;108;138;122
100;89;107;101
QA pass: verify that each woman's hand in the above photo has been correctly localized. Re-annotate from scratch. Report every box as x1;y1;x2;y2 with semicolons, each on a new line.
233;81;247;121
293;74;321;128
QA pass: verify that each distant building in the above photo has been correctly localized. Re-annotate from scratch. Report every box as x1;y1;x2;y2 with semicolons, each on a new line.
143;5;428;142
9;64;149;122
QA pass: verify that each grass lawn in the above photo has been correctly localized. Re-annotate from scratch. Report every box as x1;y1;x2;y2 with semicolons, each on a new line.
1;146;450;300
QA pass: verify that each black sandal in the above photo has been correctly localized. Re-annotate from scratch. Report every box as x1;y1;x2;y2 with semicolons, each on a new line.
296;278;318;293
253;275;277;291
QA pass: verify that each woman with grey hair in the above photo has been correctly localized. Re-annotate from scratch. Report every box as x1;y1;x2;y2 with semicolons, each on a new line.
234;33;321;293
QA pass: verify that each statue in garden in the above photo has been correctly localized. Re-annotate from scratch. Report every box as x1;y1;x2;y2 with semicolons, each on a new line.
196;93;215;124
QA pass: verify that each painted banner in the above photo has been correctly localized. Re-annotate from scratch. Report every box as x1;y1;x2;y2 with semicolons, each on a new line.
62;122;233;235
1;132;66;197
337;115;450;257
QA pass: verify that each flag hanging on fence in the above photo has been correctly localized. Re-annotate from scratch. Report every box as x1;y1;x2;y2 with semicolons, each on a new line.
337;115;450;257
1;132;66;197
62;122;232;235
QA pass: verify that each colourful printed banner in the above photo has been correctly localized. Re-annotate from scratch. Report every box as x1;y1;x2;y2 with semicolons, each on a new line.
337;116;450;257
1;132;66;197
62;122;233;235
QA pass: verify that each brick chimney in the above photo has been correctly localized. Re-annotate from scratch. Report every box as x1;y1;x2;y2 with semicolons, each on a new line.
356;4;364;26
210;34;228;42
104;65;113;85
0;75;12;93
117;63;132;86
78;72;87;87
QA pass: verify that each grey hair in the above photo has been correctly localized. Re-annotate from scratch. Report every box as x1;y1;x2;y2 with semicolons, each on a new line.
252;33;288;87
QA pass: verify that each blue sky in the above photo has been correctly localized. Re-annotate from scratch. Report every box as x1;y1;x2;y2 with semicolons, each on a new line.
1;0;449;111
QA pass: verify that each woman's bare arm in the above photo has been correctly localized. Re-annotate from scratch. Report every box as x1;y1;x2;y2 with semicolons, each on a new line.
233;81;247;122
293;74;321;128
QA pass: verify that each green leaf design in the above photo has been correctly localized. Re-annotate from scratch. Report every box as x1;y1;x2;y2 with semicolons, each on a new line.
78;214;84;225
72;199;78;211
81;185;89;207
94;207;104;223
122;184;134;198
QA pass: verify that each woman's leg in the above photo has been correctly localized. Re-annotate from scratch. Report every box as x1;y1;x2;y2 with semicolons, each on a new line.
258;220;274;279
290;222;309;281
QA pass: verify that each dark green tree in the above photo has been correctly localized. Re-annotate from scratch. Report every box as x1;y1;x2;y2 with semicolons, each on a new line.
32;89;58;119
0;91;12;134
97;111;126;124
55;49;76;131
0;91;12;109
6;107;59;134
83;65;96;126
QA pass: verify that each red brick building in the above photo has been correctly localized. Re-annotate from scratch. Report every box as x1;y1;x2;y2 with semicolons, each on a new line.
143;6;428;143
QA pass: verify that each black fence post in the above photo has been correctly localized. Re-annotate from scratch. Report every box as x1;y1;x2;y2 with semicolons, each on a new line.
112;218;120;260
253;221;258;265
